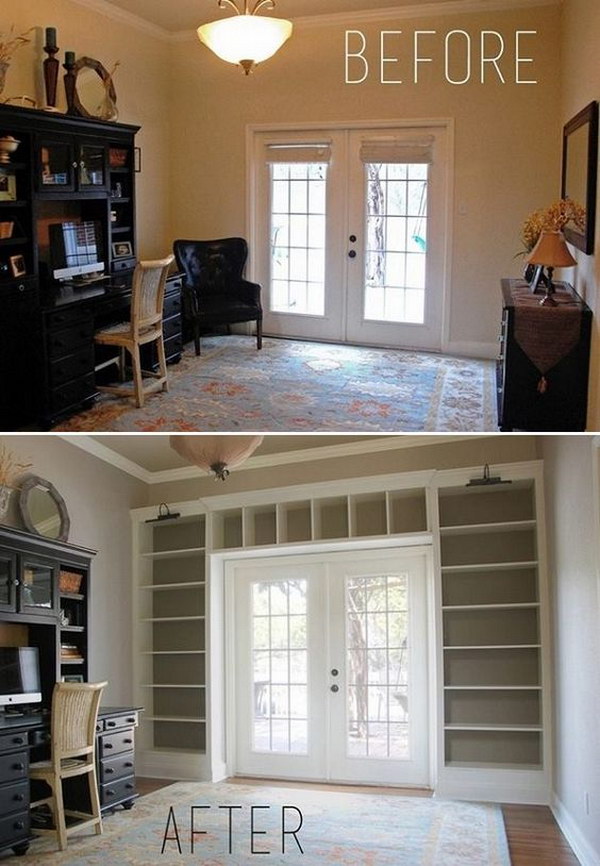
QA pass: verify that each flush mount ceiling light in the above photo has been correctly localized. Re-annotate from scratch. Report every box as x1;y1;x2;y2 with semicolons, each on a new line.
197;0;293;75
170;435;264;481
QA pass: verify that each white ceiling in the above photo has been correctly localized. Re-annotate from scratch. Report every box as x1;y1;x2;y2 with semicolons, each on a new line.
95;0;467;33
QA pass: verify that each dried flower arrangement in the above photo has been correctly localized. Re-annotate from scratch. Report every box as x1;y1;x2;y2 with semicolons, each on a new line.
0;445;32;489
0;26;34;65
517;199;586;257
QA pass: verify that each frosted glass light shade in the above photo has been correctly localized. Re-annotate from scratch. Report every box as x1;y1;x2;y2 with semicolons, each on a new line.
197;15;293;70
170;435;263;480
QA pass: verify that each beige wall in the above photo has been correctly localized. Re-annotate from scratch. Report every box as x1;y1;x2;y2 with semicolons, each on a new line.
561;0;600;428
149;434;540;503
170;5;561;353
1;0;172;258
0;435;147;705
542;436;600;861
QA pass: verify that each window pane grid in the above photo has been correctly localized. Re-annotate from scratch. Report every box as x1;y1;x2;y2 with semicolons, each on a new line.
270;163;327;316
251;579;308;755
364;163;428;325
346;574;410;760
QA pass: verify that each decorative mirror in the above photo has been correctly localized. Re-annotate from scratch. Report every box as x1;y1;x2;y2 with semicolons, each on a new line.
72;57;118;121
561;101;599;255
19;476;70;542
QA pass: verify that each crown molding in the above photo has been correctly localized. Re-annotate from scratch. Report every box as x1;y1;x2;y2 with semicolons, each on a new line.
68;0;560;45
59;434;493;485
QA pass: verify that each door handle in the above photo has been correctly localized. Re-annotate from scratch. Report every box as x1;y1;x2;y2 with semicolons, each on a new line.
331;669;339;677
348;250;357;259
330;684;339;693
349;235;357;243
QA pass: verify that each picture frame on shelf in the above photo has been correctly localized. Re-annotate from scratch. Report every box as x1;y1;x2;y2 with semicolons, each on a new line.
112;240;133;259
9;254;26;277
0;172;17;202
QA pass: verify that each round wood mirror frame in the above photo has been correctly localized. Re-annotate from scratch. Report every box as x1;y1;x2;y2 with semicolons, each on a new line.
19;475;70;542
72;56;117;120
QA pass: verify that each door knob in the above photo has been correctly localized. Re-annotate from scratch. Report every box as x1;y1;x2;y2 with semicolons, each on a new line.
348;250;357;259
330;684;339;693
331;668;339;677
349;235;357;243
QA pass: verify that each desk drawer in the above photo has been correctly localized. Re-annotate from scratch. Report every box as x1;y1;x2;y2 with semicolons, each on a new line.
50;346;95;388
0;781;28;816
100;729;134;758
163;315;181;341
0;733;28;753
164;292;182;319
47;306;89;331
48;320;94;359
101;776;136;808
0;811;29;846
102;712;138;732
0;752;28;784
49;373;96;415
100;751;135;784
165;335;183;362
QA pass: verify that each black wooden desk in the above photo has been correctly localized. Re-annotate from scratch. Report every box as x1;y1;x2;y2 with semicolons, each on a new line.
0;705;142;857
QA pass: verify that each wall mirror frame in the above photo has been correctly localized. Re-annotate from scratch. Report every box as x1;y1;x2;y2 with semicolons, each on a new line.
19;475;70;542
72;56;117;121
561;100;599;255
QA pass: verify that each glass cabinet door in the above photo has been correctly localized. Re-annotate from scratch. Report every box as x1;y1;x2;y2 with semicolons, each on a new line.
0;553;17;612
37;138;76;191
19;556;57;615
78;143;107;190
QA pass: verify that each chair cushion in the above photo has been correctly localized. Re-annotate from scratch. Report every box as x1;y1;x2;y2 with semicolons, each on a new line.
198;297;261;324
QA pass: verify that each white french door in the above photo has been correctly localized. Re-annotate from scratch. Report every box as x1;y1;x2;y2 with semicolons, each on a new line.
231;549;430;786
251;125;449;351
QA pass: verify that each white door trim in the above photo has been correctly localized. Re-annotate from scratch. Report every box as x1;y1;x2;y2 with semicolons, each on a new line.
222;543;436;788
246;118;454;352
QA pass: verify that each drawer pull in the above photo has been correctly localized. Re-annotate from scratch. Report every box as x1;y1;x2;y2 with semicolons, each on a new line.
12;763;25;771
106;789;115;796
104;743;113;750
18;284;25;293
105;767;114;775
123;738;132;744
12;737;24;745
13;821;24;831
125;783;134;790
126;717;135;724
13;794;24;802
107;721;116;727
124;761;133;768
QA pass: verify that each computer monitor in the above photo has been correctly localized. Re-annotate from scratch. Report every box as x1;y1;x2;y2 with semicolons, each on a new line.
0;647;42;708
49;220;105;282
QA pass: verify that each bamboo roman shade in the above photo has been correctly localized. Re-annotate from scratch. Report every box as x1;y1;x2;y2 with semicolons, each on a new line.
359;136;434;164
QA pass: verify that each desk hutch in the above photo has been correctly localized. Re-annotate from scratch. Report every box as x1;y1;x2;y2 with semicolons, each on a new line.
0;525;140;857
0;104;182;430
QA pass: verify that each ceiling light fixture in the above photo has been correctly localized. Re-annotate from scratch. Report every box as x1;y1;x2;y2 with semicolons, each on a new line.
197;0;293;75
170;435;264;481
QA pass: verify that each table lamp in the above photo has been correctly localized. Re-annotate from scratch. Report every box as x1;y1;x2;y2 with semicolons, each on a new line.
526;230;577;306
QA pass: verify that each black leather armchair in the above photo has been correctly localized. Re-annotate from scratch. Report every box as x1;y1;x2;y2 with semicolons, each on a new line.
173;238;263;356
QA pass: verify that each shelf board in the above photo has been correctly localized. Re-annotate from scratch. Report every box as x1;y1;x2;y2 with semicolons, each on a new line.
0;236;28;247
439;520;536;536
139;581;206;591
60;658;85;665
141;616;205;622
1;162;26;171
110;197;131;203
442;602;540;611
0;200;28;208
141;547;206;560
145;716;206;723
111;226;131;235
444;723;542;732
60;592;85;601
441;561;539;573
444;685;541;691
141;650;206;655
443;644;541;651
61;626;85;633
109;167;130;173
140;684;206;689
444;760;543;771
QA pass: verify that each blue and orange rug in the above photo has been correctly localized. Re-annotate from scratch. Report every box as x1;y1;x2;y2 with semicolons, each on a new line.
24;781;511;865
54;336;496;432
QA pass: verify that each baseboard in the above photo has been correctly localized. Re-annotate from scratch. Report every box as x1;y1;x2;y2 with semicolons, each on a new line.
552;795;600;866
443;340;498;360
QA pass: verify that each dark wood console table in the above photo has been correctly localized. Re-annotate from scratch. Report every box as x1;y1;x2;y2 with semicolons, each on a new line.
0;706;142;857
497;278;592;431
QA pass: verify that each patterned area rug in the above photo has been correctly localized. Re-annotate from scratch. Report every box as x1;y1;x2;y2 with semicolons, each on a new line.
22;781;511;865
54;337;497;432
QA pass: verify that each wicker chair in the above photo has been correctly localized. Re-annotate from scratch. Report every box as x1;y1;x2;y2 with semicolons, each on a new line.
29;681;107;851
94;255;174;408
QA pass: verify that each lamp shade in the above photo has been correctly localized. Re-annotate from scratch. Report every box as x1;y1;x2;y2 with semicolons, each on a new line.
526;231;577;268
170;435;263;480
197;15;293;69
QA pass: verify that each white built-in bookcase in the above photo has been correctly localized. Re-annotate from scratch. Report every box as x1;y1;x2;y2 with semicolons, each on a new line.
131;460;550;802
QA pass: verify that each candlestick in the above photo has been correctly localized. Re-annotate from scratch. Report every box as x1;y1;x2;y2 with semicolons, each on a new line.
65;51;75;66
43;32;60;108
63;53;77;115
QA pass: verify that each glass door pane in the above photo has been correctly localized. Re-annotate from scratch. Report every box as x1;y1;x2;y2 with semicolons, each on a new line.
364;163;428;325
38;139;75;191
251;577;308;754
0;555;16;610
270;163;327;316
20;558;55;613
78;143;106;189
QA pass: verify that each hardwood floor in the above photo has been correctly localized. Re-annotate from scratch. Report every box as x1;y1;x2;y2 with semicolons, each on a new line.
135;777;579;865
